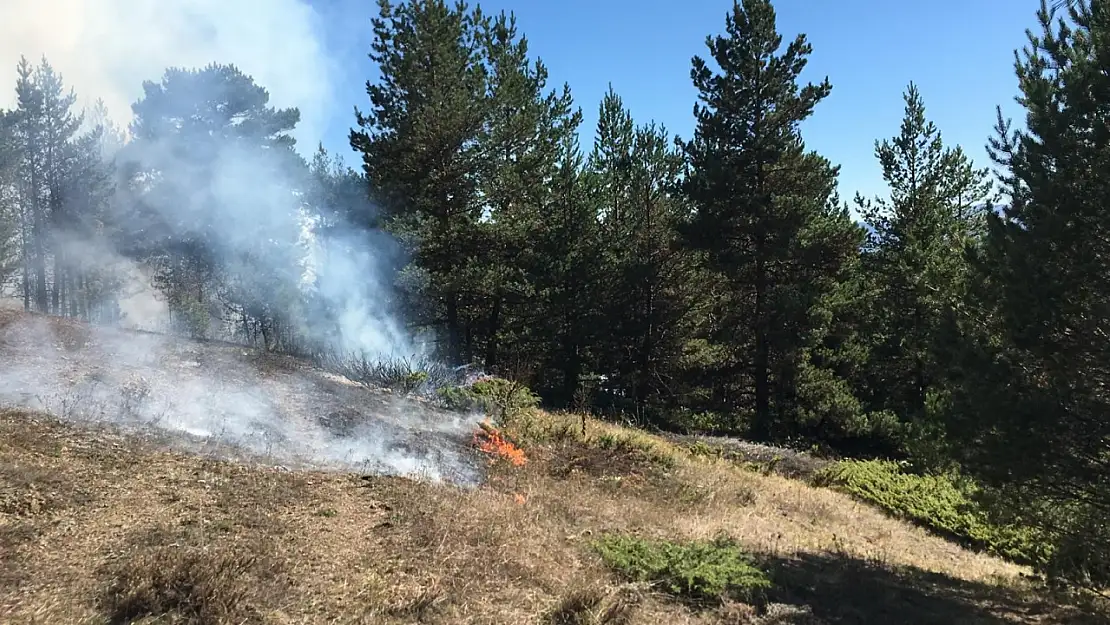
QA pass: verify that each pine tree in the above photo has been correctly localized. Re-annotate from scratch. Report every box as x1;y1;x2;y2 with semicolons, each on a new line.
0;109;18;284
121;63;303;344
352;0;490;365
584;89;697;423
680;0;863;441
33;61;84;316
854;83;992;453
960;0;1110;586
470;10;580;373
12;57;46;312
531;132;604;407
5;57;95;316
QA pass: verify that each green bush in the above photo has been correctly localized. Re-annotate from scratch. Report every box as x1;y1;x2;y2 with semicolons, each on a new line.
437;376;539;423
591;534;771;603
813;459;1052;567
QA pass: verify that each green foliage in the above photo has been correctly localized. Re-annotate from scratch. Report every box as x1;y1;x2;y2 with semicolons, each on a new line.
949;0;1110;588
851;82;992;454
678;0;866;443
814;460;1051;567
437;375;539;424
591;534;771;603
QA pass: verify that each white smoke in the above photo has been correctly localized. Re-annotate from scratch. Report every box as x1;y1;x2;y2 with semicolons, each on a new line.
0;313;481;484
0;0;482;482
0;0;415;358
0;0;334;145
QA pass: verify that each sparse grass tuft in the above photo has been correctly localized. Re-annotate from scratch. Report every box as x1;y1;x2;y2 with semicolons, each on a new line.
591;534;772;604
545;585;640;625
99;546;284;624
312;350;462;397
814;459;1052;567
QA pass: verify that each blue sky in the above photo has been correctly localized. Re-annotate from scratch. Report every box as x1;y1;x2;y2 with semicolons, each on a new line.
308;0;1042;203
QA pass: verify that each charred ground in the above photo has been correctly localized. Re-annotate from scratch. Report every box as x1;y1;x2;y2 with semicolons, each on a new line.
0;306;484;483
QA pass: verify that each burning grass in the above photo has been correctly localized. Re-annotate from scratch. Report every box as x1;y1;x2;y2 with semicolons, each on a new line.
0;407;1106;624
474;419;528;467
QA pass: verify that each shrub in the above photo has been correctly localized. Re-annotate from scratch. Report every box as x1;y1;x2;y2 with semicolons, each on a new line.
813;459;1051;567
437;375;539;423
591;534;771;603
100;547;281;624
314;352;458;396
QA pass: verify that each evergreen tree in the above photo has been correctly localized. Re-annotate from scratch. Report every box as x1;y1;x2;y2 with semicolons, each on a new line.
854;83;992;454
680;0;863;441
120;63;304;344
585;89;698;423
0;109;18;285
957;0;1110;586
35;60;85;316
530;131;605;407
4;57;103;316
12;56;47;312
351;0;490;365
471;10;579;373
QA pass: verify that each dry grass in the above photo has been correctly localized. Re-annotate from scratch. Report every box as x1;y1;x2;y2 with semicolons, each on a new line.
0;407;1106;624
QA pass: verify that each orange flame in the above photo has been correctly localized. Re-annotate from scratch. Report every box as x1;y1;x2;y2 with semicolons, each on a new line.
474;420;527;467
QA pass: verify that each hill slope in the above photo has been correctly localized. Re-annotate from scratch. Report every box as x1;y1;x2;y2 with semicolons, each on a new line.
0;306;481;483
0;309;1104;624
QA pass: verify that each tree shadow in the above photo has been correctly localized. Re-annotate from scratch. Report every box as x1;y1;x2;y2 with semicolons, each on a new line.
757;552;1106;625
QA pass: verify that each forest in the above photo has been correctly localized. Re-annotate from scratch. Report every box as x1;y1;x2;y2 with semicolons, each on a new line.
0;0;1107;591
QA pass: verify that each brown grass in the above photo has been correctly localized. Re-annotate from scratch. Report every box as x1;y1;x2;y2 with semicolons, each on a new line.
0;407;1105;625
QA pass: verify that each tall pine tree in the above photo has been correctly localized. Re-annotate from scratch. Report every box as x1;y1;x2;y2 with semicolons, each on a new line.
959;0;1110;586
470;10;579;373
680;0;863;442
854;83;992;455
352;0;490;365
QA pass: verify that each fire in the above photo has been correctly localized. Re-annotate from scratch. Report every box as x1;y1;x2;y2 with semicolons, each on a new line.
474;420;527;467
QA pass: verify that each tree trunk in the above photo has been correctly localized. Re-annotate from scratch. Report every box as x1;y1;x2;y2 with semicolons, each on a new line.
445;292;462;366
32;191;47;313
53;248;63;315
753;257;771;441
484;293;502;371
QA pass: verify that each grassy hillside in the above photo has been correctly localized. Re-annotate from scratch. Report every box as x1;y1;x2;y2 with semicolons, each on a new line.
2;407;1106;624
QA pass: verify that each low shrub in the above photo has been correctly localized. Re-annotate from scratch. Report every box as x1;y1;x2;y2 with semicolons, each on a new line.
813;459;1051;567
595;431;677;470
591;534;771;604
314;351;460;396
437;375;539;423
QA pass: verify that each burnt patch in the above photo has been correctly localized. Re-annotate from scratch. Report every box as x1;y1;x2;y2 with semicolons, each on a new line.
316;407;364;438
545;439;665;483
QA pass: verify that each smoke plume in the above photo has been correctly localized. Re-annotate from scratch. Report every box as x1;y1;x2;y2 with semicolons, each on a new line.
0;1;484;483
0;0;334;144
